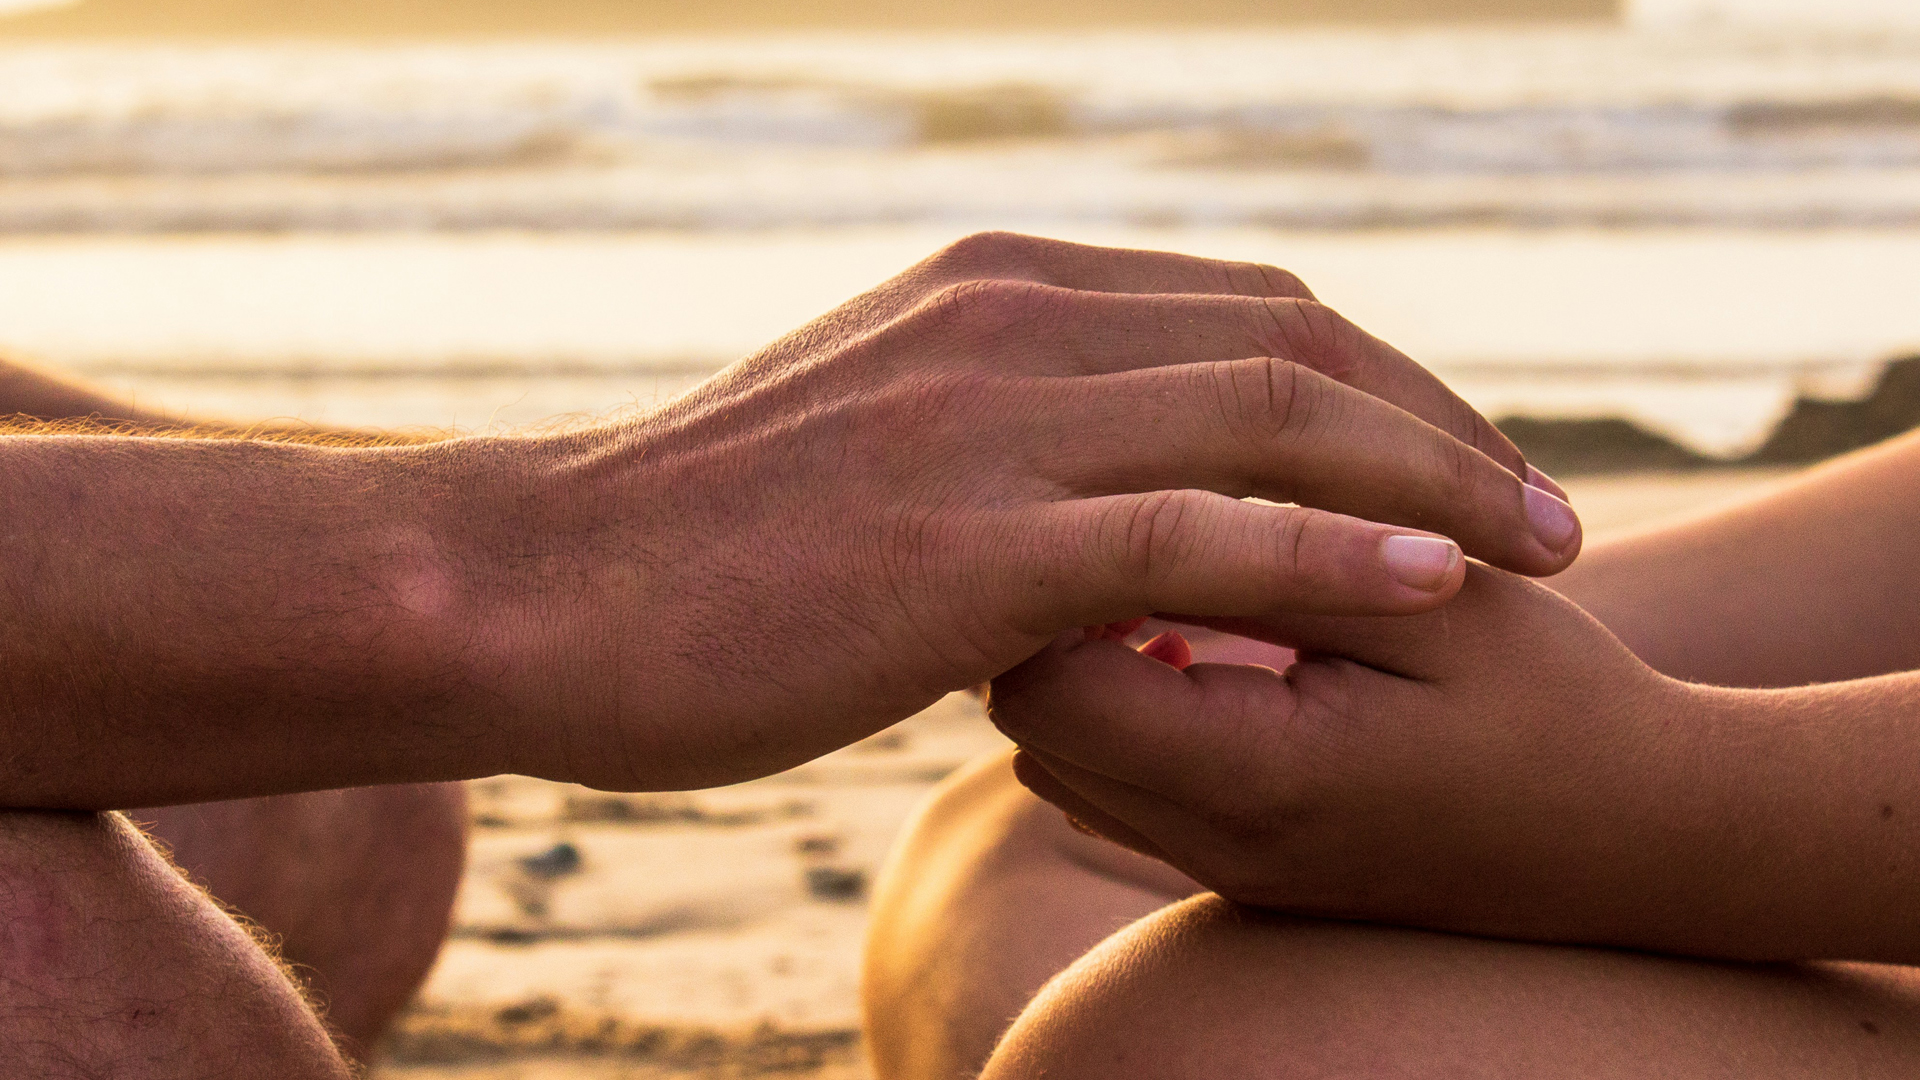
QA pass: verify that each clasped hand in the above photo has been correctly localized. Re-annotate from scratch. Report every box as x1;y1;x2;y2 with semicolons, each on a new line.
992;565;1719;954
492;232;1580;791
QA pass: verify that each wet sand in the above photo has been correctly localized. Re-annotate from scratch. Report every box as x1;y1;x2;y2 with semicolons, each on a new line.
368;466;1793;1080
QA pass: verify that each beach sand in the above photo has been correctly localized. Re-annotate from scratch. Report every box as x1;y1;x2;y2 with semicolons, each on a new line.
367;466;1794;1080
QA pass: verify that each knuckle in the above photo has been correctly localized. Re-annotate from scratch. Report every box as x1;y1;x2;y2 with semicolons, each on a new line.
1273;507;1318;584
1261;357;1316;441
1472;412;1527;472
1223;259;1311;299
1432;425;1488;500
1258;263;1313;298
1117;489;1203;588
912;278;1064;339
1217;355;1303;440
929;230;1041;277
1266;299;1362;381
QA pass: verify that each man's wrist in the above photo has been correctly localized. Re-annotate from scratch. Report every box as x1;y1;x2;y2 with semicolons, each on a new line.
423;429;675;786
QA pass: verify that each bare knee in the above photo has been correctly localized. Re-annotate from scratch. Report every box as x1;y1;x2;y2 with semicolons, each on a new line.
984;895;1920;1080
0;809;352;1078
142;782;468;1054
865;751;1198;1080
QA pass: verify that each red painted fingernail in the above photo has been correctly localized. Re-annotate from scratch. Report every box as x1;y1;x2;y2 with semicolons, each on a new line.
1087;617;1149;642
1139;630;1194;670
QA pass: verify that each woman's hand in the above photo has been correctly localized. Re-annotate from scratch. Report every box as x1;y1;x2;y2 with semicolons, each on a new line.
990;566;1783;956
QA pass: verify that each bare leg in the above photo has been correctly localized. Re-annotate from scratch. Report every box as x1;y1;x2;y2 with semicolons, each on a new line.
864;625;1269;1080
138;783;468;1058
869;753;1920;1080
864;750;1201;1080
986;897;1920;1079
0;809;352;1077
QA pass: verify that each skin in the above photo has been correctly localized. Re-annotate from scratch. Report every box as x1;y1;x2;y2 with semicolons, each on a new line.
867;745;1920;1080
0;810;355;1079
985;895;1920;1080
136;785;468;1058
857;429;1920;1079
0;231;1578;811
993;428;1920;965
0;233;1575;1074
0;358;474;1070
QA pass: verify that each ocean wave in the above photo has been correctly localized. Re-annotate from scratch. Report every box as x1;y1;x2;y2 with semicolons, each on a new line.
1;31;1919;178
3;162;1918;232
5;85;1920;178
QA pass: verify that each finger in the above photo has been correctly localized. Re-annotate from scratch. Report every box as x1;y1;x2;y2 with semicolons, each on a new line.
1013;747;1241;884
1016;492;1468;629
1179;563;1608;684
1138;630;1194;669
1009;747;1177;863
991;632;1314;807
918;231;1317;301
923;284;1529;483
1043;359;1580;576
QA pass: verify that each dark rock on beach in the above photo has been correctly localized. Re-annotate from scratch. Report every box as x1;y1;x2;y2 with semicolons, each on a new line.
1497;354;1920;475
1748;355;1920;465
1492;416;1711;476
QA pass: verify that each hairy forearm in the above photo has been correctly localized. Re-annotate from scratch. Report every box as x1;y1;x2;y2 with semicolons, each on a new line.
0;433;551;808
1553;431;1920;687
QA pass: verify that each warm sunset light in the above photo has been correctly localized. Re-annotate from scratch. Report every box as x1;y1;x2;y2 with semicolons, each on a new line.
5;1;1919;1076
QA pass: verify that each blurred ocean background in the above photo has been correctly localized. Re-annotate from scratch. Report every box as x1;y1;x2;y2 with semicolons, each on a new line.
3;2;1914;1074
0;0;1915;458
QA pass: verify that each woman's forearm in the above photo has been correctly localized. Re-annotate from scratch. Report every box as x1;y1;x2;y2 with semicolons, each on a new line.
1663;674;1920;963
1554;430;1920;688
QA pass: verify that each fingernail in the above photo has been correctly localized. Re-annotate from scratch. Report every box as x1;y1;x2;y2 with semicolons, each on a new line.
1380;534;1460;592
1139;630;1194;670
1526;464;1570;503
1524;484;1580;554
1085;617;1149;642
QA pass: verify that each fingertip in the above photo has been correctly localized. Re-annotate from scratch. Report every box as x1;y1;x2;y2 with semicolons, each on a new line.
1089;616;1150;641
1379;533;1463;595
1522;484;1583;571
1138;630;1194;670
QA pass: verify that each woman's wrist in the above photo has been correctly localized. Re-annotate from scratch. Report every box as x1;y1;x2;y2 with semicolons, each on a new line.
1641;677;1920;963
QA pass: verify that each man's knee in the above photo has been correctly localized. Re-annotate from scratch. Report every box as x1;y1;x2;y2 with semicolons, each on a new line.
142;782;469;1052
0;809;353;1078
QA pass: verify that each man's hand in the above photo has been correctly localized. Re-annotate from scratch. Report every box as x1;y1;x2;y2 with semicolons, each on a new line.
991;562;1920;965
490;232;1581;790
0;232;1579;807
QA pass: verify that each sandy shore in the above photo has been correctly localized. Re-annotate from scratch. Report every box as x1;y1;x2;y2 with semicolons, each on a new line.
360;466;1793;1080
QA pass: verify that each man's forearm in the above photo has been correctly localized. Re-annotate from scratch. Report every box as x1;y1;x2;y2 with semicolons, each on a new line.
0;433;538;808
1553;430;1920;687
